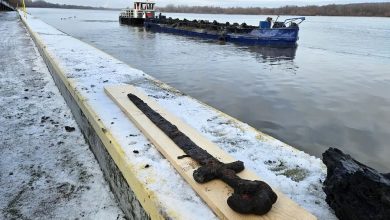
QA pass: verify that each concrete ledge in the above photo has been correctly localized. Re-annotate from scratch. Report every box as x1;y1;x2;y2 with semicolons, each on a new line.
37;42;151;220
20;14;155;220
19;11;336;220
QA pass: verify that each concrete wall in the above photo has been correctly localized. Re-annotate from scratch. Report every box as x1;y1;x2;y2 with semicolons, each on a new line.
19;13;151;220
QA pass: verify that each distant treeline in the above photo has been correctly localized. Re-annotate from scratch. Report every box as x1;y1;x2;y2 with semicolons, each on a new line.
158;2;390;17
5;0;390;17
7;0;112;10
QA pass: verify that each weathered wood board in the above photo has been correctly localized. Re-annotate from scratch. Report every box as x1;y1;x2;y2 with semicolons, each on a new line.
105;85;316;220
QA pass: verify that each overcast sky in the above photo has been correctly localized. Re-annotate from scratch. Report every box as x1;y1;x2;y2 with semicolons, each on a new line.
38;0;390;8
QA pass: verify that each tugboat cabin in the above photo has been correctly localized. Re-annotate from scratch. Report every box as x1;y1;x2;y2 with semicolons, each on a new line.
119;1;156;26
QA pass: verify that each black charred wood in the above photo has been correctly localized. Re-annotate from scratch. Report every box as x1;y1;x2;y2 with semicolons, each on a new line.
127;93;277;215
323;148;390;220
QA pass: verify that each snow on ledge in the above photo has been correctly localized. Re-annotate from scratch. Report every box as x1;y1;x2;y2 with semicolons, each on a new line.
19;11;336;219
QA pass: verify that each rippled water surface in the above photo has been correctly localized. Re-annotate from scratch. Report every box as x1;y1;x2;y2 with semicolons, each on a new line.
29;8;390;171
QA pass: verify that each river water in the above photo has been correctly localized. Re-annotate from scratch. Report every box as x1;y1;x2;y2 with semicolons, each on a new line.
28;8;390;171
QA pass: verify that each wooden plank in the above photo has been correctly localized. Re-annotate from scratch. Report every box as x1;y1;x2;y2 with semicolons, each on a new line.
105;85;316;220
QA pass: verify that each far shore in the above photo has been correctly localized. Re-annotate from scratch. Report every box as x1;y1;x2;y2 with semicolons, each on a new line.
19;1;390;17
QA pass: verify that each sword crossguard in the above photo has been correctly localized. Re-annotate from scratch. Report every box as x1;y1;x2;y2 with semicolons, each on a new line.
193;160;277;215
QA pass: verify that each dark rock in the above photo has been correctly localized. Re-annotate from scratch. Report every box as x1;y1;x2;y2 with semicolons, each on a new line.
323;148;390;220
64;126;75;132
40;116;50;123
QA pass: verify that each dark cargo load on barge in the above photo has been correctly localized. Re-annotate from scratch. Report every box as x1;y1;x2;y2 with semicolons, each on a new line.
119;1;305;47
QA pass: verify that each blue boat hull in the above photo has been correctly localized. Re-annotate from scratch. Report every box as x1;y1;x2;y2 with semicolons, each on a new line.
144;22;299;47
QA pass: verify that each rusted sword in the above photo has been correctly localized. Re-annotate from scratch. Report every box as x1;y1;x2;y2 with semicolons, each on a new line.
128;93;277;215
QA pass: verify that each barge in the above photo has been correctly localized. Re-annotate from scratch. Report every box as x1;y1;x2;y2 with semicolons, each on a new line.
119;1;305;47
